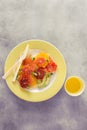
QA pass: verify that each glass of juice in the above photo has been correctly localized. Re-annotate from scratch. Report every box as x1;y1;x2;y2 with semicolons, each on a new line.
64;76;85;96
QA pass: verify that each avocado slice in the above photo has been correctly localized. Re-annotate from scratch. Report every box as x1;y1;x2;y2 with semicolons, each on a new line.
45;75;51;86
38;75;47;89
37;74;51;89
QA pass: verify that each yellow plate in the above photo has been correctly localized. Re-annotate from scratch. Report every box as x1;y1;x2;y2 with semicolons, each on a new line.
4;40;66;102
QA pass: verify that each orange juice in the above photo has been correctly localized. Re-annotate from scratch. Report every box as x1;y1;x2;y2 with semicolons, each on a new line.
64;76;85;96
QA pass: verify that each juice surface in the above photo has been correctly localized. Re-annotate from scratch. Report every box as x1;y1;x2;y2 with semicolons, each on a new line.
65;77;82;94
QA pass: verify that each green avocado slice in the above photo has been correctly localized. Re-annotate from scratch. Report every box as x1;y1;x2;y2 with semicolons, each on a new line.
45;75;51;86
37;74;51;89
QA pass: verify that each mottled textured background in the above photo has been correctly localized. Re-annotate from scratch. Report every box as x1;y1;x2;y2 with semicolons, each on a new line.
0;0;87;130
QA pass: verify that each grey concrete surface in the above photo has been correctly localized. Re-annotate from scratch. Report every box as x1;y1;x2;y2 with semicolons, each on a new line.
0;0;87;130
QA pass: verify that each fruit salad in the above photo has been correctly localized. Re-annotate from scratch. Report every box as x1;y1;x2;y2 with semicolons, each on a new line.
16;52;57;89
